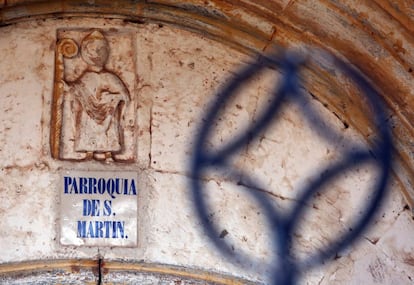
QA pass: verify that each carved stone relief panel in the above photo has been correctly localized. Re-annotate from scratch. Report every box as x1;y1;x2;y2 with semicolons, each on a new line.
51;28;137;162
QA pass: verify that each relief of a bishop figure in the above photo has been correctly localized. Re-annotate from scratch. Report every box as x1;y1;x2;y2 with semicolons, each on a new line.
67;31;130;160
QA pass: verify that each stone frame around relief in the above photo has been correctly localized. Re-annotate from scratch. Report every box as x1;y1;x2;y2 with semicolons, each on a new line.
50;28;137;162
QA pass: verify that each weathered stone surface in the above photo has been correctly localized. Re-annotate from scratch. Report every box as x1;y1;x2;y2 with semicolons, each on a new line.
0;1;414;284
51;29;137;162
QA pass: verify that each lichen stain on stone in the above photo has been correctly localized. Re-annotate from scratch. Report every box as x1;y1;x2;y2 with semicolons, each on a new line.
368;258;386;283
393;39;407;54
403;256;414;267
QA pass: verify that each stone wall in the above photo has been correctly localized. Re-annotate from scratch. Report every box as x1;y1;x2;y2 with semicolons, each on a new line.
0;2;413;284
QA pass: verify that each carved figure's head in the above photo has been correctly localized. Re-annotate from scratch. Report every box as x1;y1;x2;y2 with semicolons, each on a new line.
81;30;109;69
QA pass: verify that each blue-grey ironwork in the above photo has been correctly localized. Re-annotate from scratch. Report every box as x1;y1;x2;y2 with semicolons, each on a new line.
189;49;392;285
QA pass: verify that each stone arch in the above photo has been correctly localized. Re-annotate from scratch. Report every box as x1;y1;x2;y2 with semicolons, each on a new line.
0;1;414;284
1;0;413;206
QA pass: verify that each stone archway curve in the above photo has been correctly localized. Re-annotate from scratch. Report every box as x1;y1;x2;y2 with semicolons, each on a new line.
1;1;414;283
1;0;413;208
